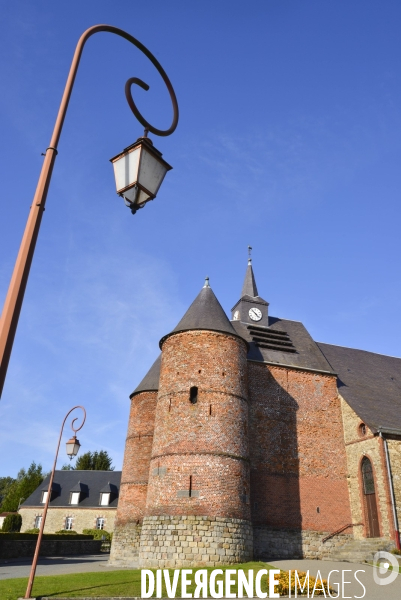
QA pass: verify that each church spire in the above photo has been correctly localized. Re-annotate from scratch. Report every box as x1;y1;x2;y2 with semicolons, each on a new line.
241;246;258;298
231;247;269;326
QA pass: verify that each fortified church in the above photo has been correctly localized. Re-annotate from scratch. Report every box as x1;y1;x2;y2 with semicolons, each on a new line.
110;259;401;567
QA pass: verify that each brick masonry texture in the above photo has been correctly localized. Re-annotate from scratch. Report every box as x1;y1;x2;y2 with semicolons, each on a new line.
19;507;116;533
341;396;392;540
138;515;253;568
117;390;157;525
248;363;352;535
146;331;250;521
110;390;157;564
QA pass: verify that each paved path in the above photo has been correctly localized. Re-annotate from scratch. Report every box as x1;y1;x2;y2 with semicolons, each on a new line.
269;558;401;599
0;554;132;580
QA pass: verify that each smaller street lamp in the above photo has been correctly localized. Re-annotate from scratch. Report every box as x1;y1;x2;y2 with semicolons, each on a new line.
24;406;86;599
66;435;81;459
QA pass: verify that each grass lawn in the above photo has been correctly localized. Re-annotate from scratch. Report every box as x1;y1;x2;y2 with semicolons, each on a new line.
0;562;271;600
0;561;334;599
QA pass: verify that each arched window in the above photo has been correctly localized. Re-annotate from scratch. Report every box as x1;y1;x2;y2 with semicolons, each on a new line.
361;457;375;494
361;456;380;537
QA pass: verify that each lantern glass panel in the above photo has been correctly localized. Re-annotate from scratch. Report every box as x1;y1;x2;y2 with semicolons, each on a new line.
112;147;141;192
138;147;169;196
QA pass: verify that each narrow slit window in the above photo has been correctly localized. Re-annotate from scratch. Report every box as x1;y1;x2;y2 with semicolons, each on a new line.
209;404;212;416
189;386;198;404
189;475;193;497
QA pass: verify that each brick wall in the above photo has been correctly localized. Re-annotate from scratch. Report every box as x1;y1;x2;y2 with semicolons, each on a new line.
116;390;157;525
248;363;352;542
138;329;252;567
110;389;157;564
19;507;116;533
146;330;250;520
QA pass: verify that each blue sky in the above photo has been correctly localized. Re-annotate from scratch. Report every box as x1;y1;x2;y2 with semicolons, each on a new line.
1;1;401;476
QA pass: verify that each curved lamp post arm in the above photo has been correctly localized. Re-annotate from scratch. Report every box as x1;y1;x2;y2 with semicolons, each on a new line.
0;25;179;399
24;406;86;599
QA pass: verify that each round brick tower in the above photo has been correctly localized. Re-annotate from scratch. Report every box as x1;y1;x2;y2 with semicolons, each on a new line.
138;279;253;568
109;356;160;565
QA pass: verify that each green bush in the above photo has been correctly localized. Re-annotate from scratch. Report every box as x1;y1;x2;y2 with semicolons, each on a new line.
24;528;39;534
392;548;401;555
54;530;77;534
1;513;22;532
0;532;93;540
82;528;111;541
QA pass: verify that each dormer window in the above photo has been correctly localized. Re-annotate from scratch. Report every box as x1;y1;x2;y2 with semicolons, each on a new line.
99;482;118;505
70;491;80;505
100;493;110;506
41;491;48;504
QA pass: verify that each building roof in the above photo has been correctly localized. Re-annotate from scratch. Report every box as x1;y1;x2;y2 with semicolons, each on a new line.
317;342;401;432
20;470;121;509
130;354;161;398
159;280;246;348
231;317;335;373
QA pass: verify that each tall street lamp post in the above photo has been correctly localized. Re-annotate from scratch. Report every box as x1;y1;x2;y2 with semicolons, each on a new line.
0;24;179;398
24;405;86;600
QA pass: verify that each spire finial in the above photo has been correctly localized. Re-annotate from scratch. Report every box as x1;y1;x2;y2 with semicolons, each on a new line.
203;276;210;288
248;245;252;266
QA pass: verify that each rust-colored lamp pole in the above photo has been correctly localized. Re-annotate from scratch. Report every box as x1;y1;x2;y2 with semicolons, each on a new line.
24;405;86;599
0;25;178;398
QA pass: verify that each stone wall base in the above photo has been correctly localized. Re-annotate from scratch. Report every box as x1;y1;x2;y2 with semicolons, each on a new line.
139;515;253;568
109;522;142;566
253;526;353;560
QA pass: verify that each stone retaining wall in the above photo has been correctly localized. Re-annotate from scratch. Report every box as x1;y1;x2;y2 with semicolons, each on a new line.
0;538;102;559
254;526;353;560
138;515;253;568
109;522;142;565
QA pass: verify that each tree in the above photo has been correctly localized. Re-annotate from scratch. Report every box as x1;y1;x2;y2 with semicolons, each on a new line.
74;450;114;471
1;462;45;512
0;476;15;505
2;513;22;532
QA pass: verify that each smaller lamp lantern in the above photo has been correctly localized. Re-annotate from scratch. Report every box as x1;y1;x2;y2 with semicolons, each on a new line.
110;136;172;215
66;435;81;460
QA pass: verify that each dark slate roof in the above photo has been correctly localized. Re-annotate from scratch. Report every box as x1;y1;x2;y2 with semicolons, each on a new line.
160;283;246;348
130;354;161;398
234;262;268;308
242;262;259;297
231;316;335;373
100;482;119;494
21;470;121;509
317;342;401;432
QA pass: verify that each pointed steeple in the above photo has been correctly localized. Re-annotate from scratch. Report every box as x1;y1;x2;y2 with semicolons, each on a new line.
160;278;244;348
231;249;269;327
241;258;259;298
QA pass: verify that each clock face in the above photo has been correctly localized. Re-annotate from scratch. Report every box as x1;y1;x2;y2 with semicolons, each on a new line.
249;307;262;321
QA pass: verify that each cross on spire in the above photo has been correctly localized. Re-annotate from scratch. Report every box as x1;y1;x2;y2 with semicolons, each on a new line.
248;245;252;265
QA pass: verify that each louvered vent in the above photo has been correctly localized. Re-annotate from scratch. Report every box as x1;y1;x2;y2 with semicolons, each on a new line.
247;325;296;353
